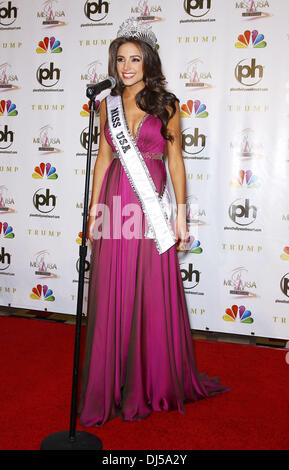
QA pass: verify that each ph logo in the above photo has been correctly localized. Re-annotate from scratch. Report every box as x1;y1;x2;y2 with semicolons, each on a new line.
80;126;100;152
235;58;263;87
180;263;200;289
229;198;257;226
33;188;56;213
0;246;11;270
0;1;17;26
0;125;14;149
76;257;90;280
182;127;206;155
84;0;109;22
184;0;211;17
36;62;61;88
280;273;289;298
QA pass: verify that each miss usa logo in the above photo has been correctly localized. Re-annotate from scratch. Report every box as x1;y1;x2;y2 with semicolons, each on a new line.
0;62;20;91
37;1;66;27
236;1;271;20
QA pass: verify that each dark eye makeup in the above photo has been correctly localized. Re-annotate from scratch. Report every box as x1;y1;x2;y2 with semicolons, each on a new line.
116;56;142;62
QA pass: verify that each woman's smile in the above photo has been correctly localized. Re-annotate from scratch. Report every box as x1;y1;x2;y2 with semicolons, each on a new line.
122;72;137;80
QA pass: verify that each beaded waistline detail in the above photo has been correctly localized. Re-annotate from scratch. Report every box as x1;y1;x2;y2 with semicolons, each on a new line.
113;152;163;160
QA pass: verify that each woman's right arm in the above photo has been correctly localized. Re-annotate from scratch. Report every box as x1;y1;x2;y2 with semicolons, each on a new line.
87;98;113;242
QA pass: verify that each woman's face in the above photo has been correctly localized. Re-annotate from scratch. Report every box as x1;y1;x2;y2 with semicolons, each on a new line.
116;42;145;88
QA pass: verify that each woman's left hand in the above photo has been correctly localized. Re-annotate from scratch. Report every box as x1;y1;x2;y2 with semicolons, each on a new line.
174;213;190;250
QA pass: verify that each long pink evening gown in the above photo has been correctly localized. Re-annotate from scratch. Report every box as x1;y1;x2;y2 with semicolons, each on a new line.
78;101;229;427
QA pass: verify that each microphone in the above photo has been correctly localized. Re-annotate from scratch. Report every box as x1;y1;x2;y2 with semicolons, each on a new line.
86;76;116;99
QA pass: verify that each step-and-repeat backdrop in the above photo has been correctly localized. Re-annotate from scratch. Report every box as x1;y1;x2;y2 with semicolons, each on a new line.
1;0;289;339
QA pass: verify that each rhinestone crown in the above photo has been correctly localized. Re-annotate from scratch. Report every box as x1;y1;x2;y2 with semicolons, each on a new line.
117;17;157;51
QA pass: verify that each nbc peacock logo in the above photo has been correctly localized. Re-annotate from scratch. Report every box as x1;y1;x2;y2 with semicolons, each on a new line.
32;163;58;179
223;304;254;324
36;37;63;54
230;170;260;188
281;247;289;261
76;231;88;246
177;236;203;262
0;100;18;116
235;30;267;48
0;221;14;238
181;100;208;118
178;236;203;254
30;284;55;302
80;100;100;117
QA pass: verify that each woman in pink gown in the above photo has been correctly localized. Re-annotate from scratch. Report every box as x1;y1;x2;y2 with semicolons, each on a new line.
78;20;229;428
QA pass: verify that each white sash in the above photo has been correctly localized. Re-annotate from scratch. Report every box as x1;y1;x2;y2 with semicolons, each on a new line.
106;93;176;255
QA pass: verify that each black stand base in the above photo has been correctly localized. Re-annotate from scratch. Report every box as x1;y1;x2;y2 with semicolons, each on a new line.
40;97;103;452
40;431;103;450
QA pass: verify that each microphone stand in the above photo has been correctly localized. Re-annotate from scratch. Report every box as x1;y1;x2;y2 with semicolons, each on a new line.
40;89;103;450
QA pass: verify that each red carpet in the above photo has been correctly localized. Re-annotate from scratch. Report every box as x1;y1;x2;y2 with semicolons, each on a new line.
1;316;289;450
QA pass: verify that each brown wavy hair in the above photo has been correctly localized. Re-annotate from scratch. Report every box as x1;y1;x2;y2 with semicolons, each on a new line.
108;37;179;142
